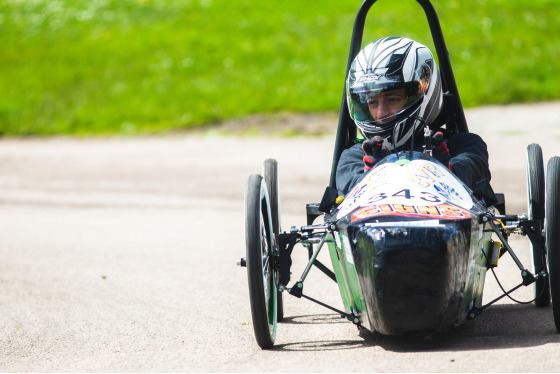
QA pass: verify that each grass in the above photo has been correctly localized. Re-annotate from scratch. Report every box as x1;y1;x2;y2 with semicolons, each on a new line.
1;0;559;135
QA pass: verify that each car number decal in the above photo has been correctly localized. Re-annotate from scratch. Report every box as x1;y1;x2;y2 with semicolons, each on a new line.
337;159;474;220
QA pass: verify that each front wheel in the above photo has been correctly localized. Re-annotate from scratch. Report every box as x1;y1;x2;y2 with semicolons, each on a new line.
527;144;550;306
263;159;284;321
245;174;277;348
546;156;560;332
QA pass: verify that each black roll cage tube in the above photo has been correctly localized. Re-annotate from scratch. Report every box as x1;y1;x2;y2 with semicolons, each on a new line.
329;0;469;188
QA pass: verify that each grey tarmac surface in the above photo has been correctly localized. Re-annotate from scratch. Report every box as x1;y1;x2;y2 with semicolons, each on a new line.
1;102;560;372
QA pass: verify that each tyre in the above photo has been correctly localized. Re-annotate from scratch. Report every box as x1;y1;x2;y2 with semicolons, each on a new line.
245;174;277;348
263;159;284;321
527;144;550;306
546;156;560;332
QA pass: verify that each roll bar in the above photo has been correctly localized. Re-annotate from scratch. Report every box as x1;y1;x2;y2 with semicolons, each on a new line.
329;0;469;188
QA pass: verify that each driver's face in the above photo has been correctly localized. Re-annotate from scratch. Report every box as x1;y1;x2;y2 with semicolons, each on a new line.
367;88;407;124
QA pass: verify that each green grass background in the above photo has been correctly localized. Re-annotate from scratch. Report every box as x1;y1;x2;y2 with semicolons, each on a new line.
1;0;559;135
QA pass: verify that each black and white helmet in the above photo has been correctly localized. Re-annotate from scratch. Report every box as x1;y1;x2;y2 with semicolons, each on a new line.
346;37;443;150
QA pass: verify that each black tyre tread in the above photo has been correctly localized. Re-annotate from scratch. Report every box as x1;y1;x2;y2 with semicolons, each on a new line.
263;159;281;239
546;156;560;332
246;174;276;348
527;144;550;306
263;159;284;322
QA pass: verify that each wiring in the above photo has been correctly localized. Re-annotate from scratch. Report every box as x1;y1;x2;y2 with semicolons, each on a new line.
481;244;545;305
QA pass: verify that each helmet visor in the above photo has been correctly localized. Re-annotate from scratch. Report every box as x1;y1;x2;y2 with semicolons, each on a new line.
348;80;423;125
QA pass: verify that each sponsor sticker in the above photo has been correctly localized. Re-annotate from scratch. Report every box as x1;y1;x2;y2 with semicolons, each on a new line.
350;203;471;222
337;159;473;220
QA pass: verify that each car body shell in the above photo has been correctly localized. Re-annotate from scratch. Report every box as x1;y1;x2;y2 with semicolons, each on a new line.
326;153;492;334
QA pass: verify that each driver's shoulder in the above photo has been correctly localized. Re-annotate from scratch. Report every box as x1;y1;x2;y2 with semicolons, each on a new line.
445;130;485;144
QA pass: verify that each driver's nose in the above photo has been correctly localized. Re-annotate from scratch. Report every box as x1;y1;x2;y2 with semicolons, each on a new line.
376;99;391;123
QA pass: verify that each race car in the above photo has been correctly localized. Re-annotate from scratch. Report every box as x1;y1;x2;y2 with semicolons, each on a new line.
237;0;560;349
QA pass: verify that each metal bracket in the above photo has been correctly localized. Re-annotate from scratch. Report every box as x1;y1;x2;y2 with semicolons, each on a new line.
521;269;536;286
289;281;304;298
518;219;545;256
278;231;299;286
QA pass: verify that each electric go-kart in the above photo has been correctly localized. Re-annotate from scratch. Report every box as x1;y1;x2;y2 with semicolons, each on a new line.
237;0;560;349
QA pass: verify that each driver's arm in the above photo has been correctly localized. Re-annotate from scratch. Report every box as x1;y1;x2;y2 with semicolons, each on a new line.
336;143;368;195
448;132;492;190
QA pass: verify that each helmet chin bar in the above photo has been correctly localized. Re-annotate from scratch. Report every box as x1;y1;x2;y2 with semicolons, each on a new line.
391;115;426;157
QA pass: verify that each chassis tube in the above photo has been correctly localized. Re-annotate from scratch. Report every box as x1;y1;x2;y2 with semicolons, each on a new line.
298;233;329;283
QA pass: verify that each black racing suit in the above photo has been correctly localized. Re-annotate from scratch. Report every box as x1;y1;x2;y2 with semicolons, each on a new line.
335;132;491;195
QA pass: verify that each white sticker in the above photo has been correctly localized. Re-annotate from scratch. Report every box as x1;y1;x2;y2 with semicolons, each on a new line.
337;159;473;220
341;233;354;264
334;232;342;248
365;220;443;228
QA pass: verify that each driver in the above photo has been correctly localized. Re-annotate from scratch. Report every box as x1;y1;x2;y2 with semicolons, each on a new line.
336;37;491;195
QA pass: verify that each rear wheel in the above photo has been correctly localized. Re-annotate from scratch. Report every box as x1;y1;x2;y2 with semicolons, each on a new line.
263;159;284;321
527;144;550;306
546;156;560;332
245;174;277;348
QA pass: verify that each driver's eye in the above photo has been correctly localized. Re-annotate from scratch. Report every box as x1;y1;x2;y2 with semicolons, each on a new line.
388;96;404;103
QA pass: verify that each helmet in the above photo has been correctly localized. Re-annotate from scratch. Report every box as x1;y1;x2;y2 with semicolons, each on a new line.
346;37;443;150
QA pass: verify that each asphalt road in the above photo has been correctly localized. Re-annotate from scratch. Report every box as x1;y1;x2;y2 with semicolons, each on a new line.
1;102;560;372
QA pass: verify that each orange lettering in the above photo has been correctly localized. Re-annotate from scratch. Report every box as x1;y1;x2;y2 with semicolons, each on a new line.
393;204;417;214
417;206;440;215
352;205;381;222
440;205;464;217
379;204;394;213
